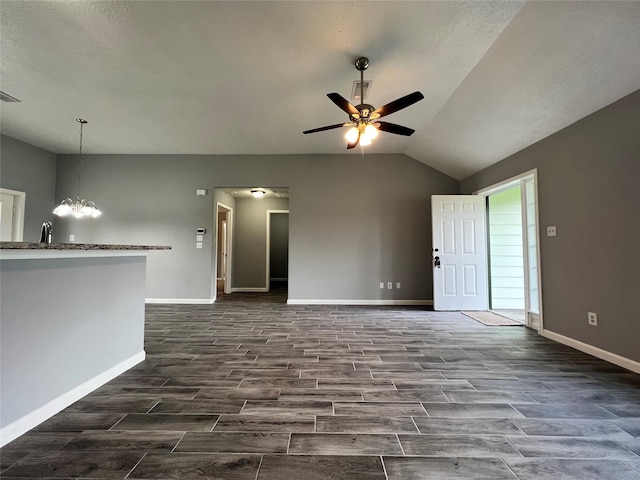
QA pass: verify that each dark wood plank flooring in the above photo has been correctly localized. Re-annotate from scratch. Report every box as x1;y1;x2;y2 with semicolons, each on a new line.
2;290;640;479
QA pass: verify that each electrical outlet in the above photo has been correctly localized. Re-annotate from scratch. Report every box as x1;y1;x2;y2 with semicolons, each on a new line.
547;226;557;236
196;234;203;241
69;234;75;242
387;282;393;289
196;242;203;249
588;312;598;326
396;282;401;289
379;282;385;289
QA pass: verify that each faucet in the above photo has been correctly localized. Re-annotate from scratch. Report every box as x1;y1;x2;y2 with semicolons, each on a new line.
40;221;53;244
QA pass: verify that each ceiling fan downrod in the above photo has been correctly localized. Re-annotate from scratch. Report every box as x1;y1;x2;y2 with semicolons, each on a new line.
355;56;369;108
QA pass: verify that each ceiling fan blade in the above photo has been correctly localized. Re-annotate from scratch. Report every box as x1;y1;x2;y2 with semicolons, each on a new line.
372;91;424;119
327;93;359;116
376;121;415;136
303;123;347;134
346;132;360;149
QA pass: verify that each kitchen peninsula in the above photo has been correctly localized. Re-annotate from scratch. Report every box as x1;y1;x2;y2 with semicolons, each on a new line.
0;242;170;446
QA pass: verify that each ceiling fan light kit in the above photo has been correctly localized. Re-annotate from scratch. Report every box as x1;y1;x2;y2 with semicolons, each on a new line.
303;57;424;150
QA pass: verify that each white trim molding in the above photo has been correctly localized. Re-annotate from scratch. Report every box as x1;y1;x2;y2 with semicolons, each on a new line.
231;287;269;293
288;299;433;306
146;298;215;304
542;329;640;375
0;351;145;447
0;188;26;241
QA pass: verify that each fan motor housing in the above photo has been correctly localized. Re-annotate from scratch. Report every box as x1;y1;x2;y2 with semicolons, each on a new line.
352;103;375;121
355;57;369;71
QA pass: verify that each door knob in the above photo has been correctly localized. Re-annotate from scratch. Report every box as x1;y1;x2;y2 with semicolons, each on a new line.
434;256;441;268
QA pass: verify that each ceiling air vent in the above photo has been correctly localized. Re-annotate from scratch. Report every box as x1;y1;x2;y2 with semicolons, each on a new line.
0;90;21;102
351;80;372;101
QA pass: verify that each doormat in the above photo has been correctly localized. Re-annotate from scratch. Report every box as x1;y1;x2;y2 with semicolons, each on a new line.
462;311;523;326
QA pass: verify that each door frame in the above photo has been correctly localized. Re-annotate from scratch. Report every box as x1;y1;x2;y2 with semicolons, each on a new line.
475;169;543;333
215;202;234;299
0;188;26;241
265;209;289;291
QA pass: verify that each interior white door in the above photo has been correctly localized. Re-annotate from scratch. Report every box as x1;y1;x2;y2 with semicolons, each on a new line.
0;193;15;241
432;195;488;311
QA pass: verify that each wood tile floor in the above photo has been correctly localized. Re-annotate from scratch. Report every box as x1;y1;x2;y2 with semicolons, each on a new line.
2;291;640;479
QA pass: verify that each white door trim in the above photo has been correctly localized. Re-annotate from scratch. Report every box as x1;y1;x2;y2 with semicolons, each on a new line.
474;169;537;196
475;169;544;333
0;188;26;241
215;202;234;299
265;209;289;291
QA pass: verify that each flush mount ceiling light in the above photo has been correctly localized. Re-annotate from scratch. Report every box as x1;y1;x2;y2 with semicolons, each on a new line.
53;119;102;219
303;57;424;149
251;189;266;199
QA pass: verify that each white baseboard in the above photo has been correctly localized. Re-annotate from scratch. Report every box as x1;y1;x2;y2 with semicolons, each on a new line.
287;299;433;306
0;351;145;447
542;329;640;375
146;298;214;304
231;288;269;293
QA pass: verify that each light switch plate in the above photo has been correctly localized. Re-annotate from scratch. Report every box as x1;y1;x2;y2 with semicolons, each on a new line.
547;226;557;236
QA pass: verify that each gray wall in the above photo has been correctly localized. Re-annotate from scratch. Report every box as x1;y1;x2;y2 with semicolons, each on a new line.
0;135;57;241
270;212;289;281
53;153;459;302
1;255;146;432
460;90;640;362
234;196;289;288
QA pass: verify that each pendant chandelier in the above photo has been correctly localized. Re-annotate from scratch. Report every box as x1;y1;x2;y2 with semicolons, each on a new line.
53;118;102;219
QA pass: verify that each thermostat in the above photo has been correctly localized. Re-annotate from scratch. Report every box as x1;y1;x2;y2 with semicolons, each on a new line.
196;227;206;235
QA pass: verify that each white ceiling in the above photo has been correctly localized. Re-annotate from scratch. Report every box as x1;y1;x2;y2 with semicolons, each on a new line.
1;1;638;180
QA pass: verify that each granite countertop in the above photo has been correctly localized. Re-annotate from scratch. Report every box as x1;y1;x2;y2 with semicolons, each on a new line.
0;242;171;250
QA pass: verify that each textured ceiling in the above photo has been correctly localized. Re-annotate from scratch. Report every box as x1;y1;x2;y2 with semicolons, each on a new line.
1;1;639;180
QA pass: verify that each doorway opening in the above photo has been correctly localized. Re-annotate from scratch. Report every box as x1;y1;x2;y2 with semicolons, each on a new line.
266;210;289;294
487;186;526;323
0;188;26;241
477;170;542;331
213;188;289;303
215;202;233;298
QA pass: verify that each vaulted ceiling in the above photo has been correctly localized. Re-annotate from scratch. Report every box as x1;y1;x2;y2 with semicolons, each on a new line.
1;1;639;180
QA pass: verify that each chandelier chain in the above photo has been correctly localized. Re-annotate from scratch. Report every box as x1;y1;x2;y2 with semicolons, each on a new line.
76;119;84;199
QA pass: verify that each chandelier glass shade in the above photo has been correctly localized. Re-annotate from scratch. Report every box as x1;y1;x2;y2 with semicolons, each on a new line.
53;118;102;219
53;197;102;218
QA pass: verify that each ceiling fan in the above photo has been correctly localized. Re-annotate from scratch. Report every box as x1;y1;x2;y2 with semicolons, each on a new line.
303;57;424;149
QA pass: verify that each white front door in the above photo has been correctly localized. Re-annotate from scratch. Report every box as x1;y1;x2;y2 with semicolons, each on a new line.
432;195;488;311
